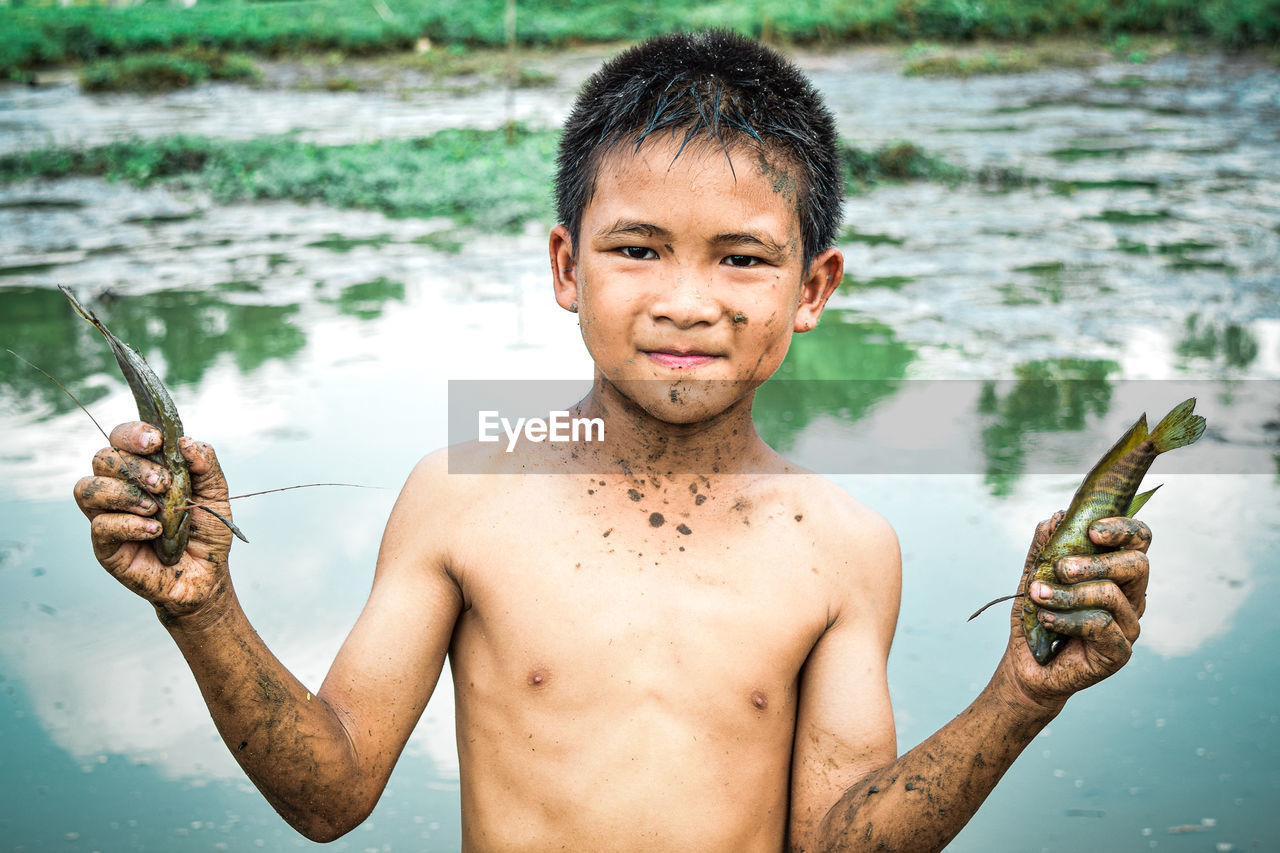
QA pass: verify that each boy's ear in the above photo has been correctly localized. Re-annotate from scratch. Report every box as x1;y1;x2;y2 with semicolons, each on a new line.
794;247;843;333
549;225;580;313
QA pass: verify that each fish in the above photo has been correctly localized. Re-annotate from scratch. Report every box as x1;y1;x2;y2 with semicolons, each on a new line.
61;285;197;565
13;291;371;563
1021;397;1206;664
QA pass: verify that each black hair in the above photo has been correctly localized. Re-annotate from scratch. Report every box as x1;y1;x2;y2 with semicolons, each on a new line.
554;30;843;269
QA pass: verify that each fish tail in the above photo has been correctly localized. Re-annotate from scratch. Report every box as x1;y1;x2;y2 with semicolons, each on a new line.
1149;398;1206;453
1126;486;1160;517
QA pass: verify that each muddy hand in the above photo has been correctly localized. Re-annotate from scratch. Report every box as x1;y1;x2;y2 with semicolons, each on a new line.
74;421;236;620
1003;514;1151;709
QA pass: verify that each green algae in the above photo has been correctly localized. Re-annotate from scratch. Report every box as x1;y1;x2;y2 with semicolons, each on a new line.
838;227;906;247
840;274;915;292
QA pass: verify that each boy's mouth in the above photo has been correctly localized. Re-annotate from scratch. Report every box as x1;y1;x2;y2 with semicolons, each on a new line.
644;349;719;369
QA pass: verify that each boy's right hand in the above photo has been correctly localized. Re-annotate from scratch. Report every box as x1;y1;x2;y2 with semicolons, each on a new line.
73;421;236;623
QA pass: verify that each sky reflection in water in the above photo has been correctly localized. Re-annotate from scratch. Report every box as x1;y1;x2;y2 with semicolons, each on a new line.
2;279;1276;852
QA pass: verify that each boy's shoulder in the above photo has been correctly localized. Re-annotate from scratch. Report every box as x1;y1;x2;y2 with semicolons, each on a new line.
397;441;610;524
402;440;560;494
762;470;902;640
751;468;899;565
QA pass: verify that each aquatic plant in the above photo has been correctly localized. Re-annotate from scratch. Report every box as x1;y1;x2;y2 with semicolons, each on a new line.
1;133;977;228
841;141;966;192
0;130;561;232
80;49;261;92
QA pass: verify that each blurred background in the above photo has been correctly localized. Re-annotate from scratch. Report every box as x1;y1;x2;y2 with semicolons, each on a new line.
1;1;1278;850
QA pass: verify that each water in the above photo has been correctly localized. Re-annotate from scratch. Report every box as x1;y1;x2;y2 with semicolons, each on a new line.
1;46;1278;852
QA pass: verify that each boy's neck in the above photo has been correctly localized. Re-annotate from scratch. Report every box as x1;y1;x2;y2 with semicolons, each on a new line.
572;375;776;485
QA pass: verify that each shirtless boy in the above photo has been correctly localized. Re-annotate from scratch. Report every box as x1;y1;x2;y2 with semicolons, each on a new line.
74;31;1152;852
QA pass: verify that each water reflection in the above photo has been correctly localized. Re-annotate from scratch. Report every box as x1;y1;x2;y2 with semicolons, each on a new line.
1;285;114;415
0;280;415;422
755;310;915;451
977;358;1118;495
1;286;302;414
1177;313;1259;371
323;276;405;321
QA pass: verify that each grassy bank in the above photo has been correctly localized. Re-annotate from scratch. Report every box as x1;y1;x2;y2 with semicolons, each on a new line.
0;130;975;229
4;0;1278;79
0;130;561;231
80;47;261;92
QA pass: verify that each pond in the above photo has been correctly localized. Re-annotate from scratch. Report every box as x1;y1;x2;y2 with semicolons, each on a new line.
1;46;1278;852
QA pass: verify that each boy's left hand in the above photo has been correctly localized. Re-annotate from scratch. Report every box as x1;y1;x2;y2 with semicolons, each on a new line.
1002;513;1151;710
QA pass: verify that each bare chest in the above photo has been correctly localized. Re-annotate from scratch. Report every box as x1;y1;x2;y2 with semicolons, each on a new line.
447;476;832;710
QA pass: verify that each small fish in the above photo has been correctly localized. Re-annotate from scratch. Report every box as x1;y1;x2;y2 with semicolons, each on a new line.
14;292;374;564
61;286;202;565
1021;398;1206;663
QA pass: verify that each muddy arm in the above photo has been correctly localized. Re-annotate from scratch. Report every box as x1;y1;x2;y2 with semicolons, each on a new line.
791;516;1150;852
797;672;1058;853
162;451;463;840
163;586;374;841
163;571;459;839
789;559;1060;853
78;425;461;841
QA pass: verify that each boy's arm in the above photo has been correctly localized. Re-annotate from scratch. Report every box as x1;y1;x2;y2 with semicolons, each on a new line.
789;513;1150;853
75;424;461;841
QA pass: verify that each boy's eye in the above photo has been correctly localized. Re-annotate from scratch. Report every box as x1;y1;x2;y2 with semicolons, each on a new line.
621;246;658;260
723;254;761;268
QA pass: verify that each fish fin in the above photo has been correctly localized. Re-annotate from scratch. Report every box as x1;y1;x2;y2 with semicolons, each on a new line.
1149;397;1206;453
1126;486;1160;518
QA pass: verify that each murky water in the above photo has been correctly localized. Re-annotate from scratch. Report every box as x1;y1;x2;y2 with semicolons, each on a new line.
0;51;606;154
1;47;1278;852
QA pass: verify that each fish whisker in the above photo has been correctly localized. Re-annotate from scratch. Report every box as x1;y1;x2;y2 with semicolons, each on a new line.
968;593;1020;622
183;499;249;543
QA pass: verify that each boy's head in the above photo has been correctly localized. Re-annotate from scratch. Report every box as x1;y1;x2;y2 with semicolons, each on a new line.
555;30;842;270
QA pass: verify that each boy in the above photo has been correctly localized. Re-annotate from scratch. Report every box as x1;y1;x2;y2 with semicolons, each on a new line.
74;31;1151;852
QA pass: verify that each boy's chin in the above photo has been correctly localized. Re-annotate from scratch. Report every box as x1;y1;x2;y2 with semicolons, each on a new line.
612;378;756;426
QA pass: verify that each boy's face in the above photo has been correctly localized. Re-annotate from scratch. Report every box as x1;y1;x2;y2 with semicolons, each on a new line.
550;136;842;424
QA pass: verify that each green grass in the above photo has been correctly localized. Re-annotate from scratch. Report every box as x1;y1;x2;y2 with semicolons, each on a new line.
841;141;967;190
1048;144;1152;162
0;131;979;228
80;48;260;92
838;227;906;246
902;40;1104;77
306;234;394;252
1013;261;1067;274
840;274;915;291
0;130;562;231
1113;236;1152;254
4;0;1279;79
1050;178;1162;194
1085;208;1174;223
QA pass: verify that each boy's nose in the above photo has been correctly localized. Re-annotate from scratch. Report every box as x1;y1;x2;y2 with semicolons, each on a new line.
649;274;723;328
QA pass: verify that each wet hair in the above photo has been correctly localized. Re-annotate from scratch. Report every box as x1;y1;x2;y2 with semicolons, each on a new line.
554;30;842;269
